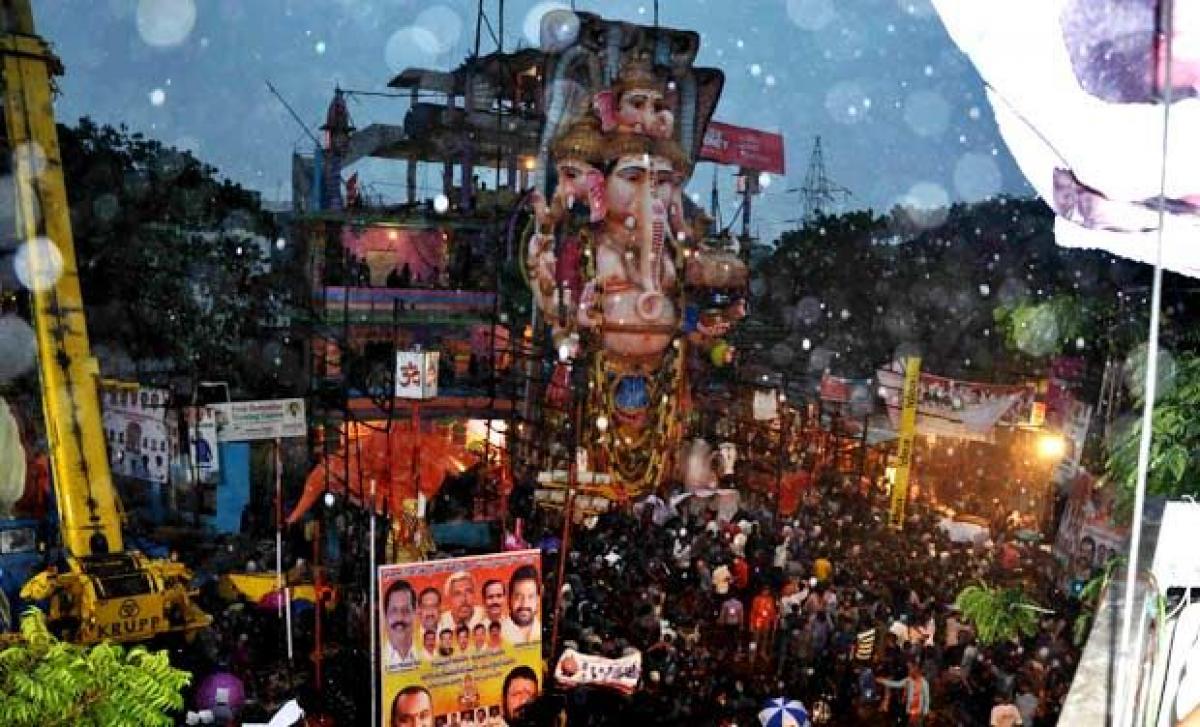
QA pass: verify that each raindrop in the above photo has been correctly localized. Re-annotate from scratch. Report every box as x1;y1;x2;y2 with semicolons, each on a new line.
523;2;570;47
840;309;851;320
765;75;777;87
770;343;795;366
893;341;922;362
414;5;463;55
385;27;441;73
978;283;991;297
0;315;35;382
12;142;47;178
786;0;836;31
13;237;64;292
968;106;981;120
93;193;119;223
136;0;197;48
953;152;1002;200
315;41;326;54
1124;346;1177;401
758;172;772;189
809;346;834;371
796;296;823;325
1075;337;1085;349
802;338;812;351
433;193;450;213
903;90;950;137
826;81;869;125
539;7;580;51
1013;304;1059;357
895;182;949;229
750;63;762;77
275;237;287;250
149;87;166;106
736;39;745;49
898;0;936;17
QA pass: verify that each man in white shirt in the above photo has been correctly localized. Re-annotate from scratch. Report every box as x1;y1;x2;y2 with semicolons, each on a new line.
383;579;419;671
500;565;542;644
438;570;485;632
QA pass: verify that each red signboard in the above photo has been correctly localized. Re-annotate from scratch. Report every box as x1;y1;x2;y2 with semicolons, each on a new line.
699;121;786;174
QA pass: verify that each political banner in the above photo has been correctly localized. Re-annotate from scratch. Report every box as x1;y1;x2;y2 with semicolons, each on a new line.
876;367;1033;442
553;648;642;695
889;357;921;528
211;399;306;442
379;550;542;727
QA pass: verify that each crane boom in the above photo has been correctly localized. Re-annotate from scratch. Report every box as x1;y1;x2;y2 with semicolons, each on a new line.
6;0;209;644
2;7;123;559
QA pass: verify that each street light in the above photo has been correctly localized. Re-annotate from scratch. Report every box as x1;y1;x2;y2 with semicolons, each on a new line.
1037;433;1067;460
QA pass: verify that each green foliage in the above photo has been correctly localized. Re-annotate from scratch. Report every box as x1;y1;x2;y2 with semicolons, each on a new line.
992;295;1090;357
56;118;294;395
954;582;1045;646
0;609;190;727
1106;351;1200;505
744;198;1153;382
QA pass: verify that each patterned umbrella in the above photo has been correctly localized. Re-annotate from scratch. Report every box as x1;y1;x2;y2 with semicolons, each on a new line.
758;697;809;727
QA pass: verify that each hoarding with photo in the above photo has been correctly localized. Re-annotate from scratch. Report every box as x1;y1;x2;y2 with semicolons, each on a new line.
379;550;542;727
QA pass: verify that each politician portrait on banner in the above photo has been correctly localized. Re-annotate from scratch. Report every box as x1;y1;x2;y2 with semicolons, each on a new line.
379;551;543;727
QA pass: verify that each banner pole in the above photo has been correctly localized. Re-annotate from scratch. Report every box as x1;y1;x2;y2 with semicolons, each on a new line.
369;476;378;727
284;585;294;662
275;437;284;618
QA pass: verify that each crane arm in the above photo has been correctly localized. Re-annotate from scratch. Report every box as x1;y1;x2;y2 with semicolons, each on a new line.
1;6;123;557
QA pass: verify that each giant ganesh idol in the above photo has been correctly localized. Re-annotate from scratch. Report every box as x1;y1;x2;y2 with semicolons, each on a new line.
523;17;746;499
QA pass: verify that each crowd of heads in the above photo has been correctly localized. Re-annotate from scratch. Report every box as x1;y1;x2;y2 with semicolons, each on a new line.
513;471;1081;725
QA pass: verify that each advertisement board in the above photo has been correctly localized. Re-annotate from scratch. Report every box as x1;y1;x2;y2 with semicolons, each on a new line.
182;406;220;484
100;383;175;484
699;121;786;175
211;399;306;442
379;550;542;727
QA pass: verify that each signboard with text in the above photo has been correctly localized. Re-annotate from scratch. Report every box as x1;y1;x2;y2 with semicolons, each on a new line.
554;648;641;695
395;350;440;400
379;550;543;727
889;357;921;528
700;121;786;174
212;399;306;442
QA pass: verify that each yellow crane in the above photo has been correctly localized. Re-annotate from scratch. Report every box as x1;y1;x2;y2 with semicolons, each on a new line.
5;0;210;643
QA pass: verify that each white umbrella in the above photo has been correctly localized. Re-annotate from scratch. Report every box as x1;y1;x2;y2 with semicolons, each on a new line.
758;697;809;727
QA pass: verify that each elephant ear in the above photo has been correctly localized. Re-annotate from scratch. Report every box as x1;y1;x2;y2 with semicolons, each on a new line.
593;90;617;132
586;168;607;223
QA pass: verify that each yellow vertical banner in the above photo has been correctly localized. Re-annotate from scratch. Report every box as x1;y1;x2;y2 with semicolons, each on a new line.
889;356;922;528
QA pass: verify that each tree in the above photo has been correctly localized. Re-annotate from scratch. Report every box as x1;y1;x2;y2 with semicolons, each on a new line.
1106;350;1200;507
55;118;295;397
954;582;1045;646
0;609;190;727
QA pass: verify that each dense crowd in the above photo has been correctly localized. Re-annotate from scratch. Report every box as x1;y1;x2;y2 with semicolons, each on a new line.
515;473;1082;726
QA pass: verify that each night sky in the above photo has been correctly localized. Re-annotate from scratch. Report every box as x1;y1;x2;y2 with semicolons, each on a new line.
37;0;1035;243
